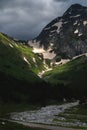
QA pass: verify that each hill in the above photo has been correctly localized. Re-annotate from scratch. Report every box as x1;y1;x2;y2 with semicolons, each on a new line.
43;55;87;100
0;33;45;76
0;33;49;104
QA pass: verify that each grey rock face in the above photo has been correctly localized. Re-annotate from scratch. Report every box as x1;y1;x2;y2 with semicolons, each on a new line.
29;4;87;59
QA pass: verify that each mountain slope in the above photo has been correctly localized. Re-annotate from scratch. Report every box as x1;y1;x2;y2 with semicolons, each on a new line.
0;33;45;80
43;55;87;99
0;33;48;103
28;4;87;61
0;33;69;104
43;54;87;84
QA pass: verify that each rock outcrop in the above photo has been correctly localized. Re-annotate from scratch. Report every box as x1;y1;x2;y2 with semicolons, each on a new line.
28;4;87;60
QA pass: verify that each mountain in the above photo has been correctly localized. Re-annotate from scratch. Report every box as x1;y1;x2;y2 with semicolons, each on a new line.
0;33;45;76
28;4;87;62
0;32;69;104
43;54;87;100
0;33;50;103
1;4;87;104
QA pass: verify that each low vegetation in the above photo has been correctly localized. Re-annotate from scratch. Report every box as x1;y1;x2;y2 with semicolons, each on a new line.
0;32;87;129
53;104;87;129
0;119;46;130
43;55;87;100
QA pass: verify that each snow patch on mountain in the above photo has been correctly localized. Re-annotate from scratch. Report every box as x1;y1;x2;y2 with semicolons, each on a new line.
9;44;13;48
33;47;56;60
83;21;87;26
55;59;70;65
74;29;79;34
28;40;56;60
73;21;78;25
70;14;80;18
33;58;36;63
78;33;83;36
44;27;51;31
63;21;68;24
43;51;56;59
53;21;62;33
33;47;45;53
23;56;30;66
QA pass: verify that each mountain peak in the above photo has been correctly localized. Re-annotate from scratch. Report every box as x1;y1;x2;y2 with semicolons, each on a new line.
70;4;83;9
63;4;85;17
28;4;87;60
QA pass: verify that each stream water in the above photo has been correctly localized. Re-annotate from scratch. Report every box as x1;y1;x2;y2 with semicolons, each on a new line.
10;101;87;127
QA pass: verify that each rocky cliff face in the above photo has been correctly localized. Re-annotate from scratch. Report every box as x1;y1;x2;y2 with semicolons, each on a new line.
28;4;87;60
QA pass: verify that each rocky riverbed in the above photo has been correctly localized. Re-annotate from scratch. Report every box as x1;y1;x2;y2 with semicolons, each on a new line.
10;101;87;128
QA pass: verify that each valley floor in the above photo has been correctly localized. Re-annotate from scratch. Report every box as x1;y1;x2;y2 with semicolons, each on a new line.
10;102;79;125
1;101;87;129
9;101;85;129
0;119;80;130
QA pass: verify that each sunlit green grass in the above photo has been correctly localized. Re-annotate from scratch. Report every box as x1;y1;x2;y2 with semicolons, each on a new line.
43;55;87;86
0;33;45;82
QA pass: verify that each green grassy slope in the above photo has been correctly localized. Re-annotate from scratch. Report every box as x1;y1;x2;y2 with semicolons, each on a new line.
43;55;87;84
0;33;66;104
43;55;87;99
0;33;45;82
0;33;47;103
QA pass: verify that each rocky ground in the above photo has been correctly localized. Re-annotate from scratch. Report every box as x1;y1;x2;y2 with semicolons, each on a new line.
10;101;86;128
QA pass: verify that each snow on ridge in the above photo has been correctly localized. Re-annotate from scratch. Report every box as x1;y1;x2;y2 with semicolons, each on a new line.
69;12;71;15
33;47;56;60
50;30;56;33
70;14;80;18
63;21;68;24
73;21;78;25
50;43;54;46
23;56;31;66
55;59;70;65
83;21;87;26
44;27;51;30
72;53;87;60
9;44;13;48
28;40;40;48
33;47;45;53
33;57;36;63
78;23;80;26
28;40;56;60
74;29;79;34
52;20;63;33
78;33;83;36
43;51;56;59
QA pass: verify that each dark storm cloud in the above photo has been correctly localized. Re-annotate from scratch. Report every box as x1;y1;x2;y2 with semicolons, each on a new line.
54;0;69;2
0;0;87;40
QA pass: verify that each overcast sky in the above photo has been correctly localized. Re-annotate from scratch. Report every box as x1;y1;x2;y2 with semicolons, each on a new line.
0;0;87;40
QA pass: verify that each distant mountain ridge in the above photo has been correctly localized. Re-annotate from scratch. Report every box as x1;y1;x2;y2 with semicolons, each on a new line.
28;4;87;61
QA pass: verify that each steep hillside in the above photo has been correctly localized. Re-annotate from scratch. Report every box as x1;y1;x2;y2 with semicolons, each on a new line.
0;33;45;78
43;55;87;99
0;33;48;103
43;55;87;84
28;4;87;62
0;33;69;104
0;33;71;105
